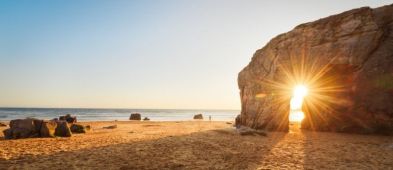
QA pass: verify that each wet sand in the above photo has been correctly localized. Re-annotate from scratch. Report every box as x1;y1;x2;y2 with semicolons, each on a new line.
0;121;392;169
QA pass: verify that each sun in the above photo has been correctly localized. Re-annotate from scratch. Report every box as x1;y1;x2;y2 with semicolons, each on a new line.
293;85;308;98
289;84;308;122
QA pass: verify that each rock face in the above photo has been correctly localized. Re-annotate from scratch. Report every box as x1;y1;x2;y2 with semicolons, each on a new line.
129;113;141;120
238;5;393;134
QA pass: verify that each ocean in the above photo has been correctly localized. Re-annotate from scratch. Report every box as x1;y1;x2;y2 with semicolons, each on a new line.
0;108;239;121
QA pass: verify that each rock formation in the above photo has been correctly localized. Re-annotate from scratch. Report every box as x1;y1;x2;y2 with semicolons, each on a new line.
193;114;203;120
129;113;141;120
238;4;393;134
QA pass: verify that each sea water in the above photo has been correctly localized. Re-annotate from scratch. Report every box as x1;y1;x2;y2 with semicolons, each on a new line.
0;108;239;121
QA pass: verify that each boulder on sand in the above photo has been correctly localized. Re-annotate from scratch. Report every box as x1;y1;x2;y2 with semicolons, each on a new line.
143;117;150;121
129;113;141;120
193;114;203;120
55;121;72;137
40;120;57;137
59;114;77;124
0;122;7;127
7;118;43;139
70;124;86;133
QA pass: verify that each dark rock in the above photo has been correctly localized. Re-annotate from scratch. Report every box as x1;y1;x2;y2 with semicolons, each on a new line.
59;114;77;124
143;117;150;121
193;114;203;120
7;118;42;139
85;125;92;131
70;124;86;133
40;121;57;137
238;4;393;134
3;129;12;139
55;121;72;137
129;113;141;120
0;122;7;127
103;125;117;129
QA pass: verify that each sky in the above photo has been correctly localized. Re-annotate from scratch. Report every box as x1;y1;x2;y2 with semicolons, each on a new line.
0;0;392;110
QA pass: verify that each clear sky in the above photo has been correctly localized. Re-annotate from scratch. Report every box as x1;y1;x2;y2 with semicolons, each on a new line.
0;0;392;109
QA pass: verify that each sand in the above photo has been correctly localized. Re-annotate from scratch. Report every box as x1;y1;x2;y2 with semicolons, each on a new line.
0;121;392;169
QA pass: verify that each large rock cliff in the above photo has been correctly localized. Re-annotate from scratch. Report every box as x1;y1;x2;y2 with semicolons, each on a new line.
238;4;393;134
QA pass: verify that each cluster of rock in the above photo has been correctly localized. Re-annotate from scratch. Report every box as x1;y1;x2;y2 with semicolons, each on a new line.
237;4;393;134
2;114;89;139
129;113;150;121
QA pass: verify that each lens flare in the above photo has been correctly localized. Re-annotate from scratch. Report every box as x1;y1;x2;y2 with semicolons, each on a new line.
253;47;347;129
289;85;308;122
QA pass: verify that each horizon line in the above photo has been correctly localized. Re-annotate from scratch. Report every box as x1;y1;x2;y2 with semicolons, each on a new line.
0;106;241;111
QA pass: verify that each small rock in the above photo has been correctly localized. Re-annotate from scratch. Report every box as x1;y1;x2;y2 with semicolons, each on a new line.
103;125;117;129
0;122;7;127
85;125;92;131
70;124;86;133
193;114;203;120
143;117;150;121
235;114;241;128
129;113;141;120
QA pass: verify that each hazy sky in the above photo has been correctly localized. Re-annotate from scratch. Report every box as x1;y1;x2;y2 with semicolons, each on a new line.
0;0;392;109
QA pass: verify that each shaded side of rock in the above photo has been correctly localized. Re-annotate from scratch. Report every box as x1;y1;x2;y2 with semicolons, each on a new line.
129;113;141;120
55;121;72;137
40;120;57;137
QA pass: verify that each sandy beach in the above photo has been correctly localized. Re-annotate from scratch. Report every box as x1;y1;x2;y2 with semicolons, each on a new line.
0;121;392;169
